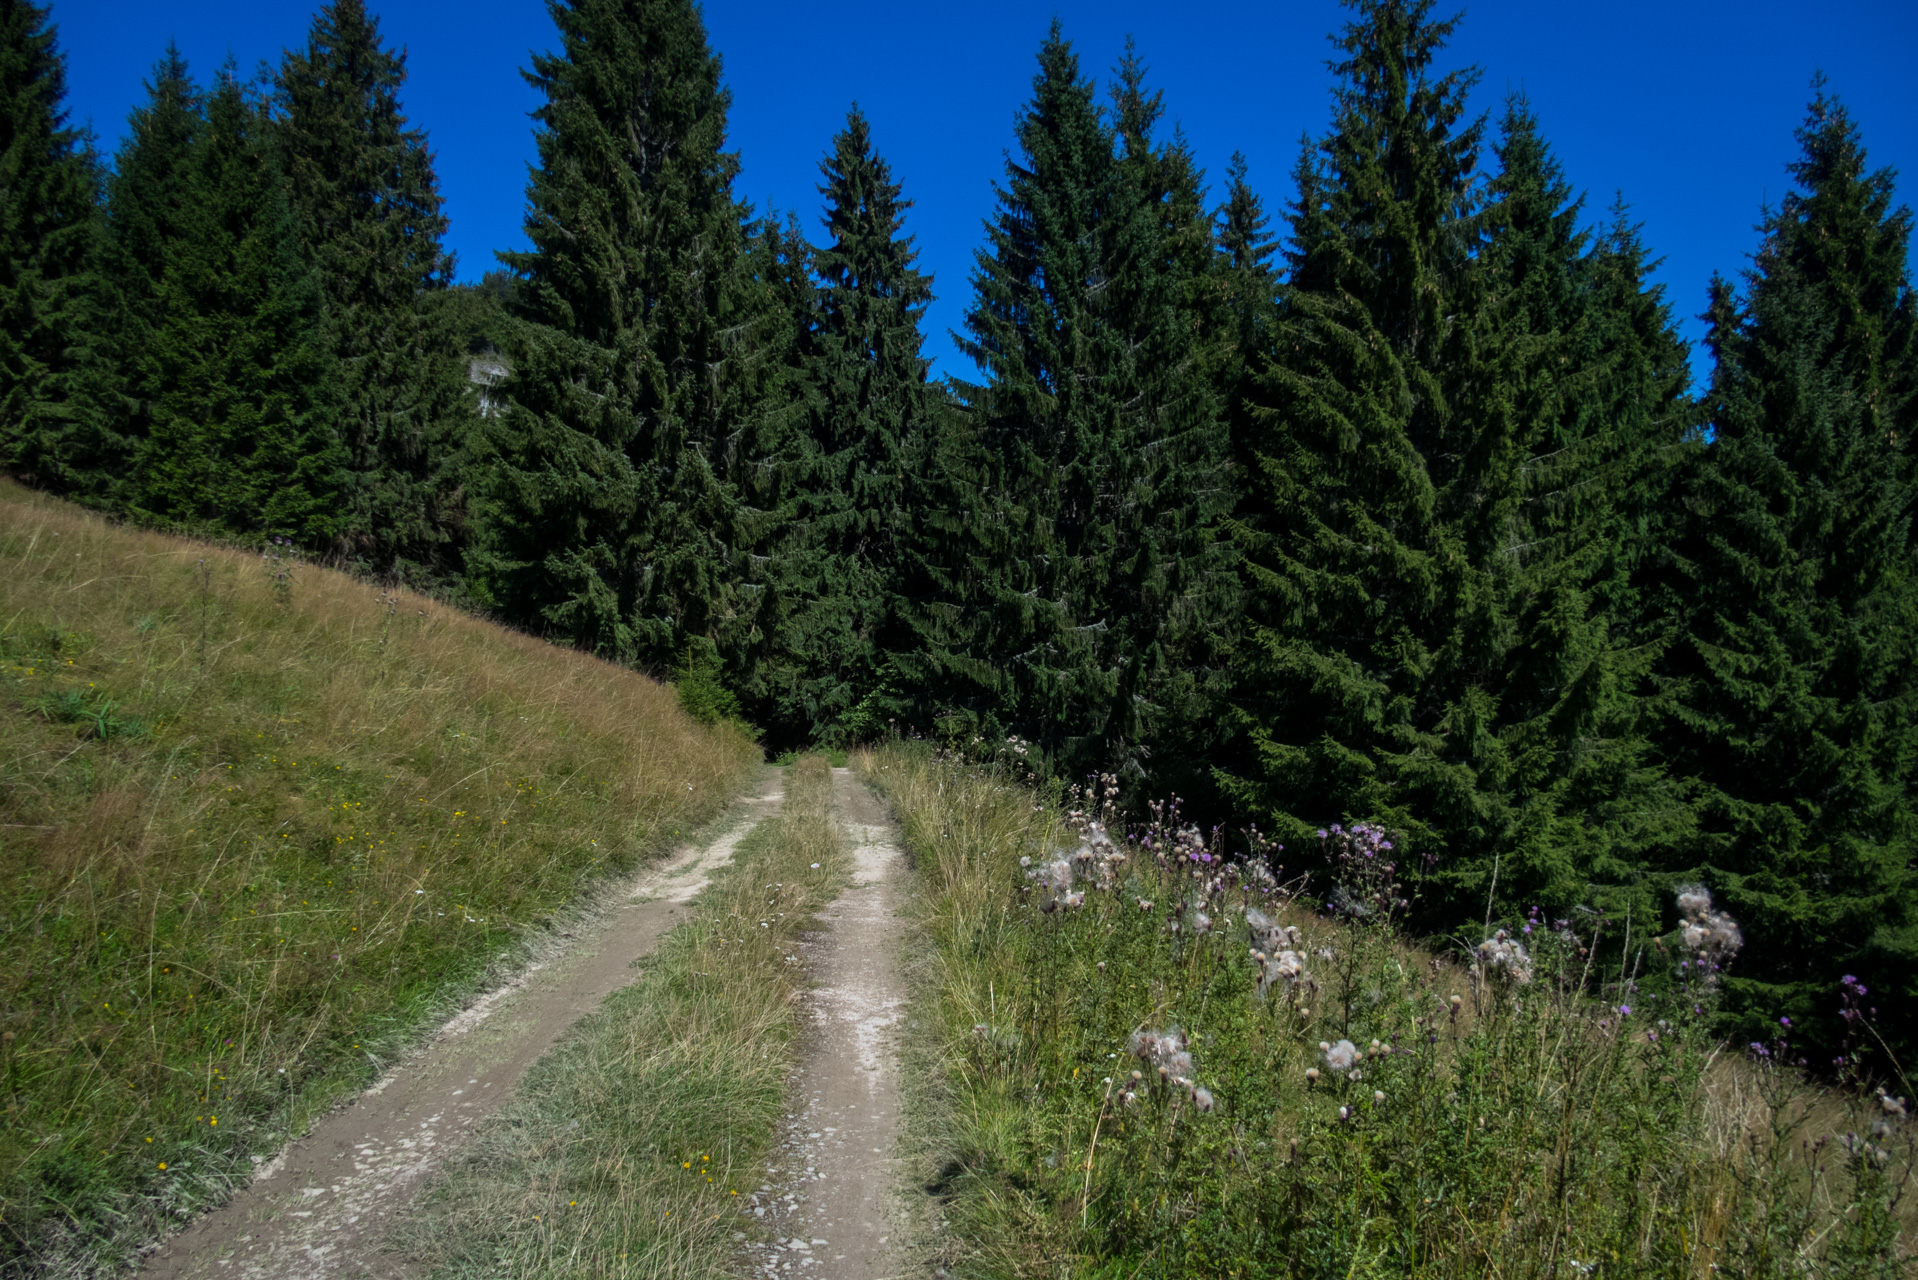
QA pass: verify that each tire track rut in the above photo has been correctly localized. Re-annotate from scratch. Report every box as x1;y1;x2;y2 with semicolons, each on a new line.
738;768;908;1280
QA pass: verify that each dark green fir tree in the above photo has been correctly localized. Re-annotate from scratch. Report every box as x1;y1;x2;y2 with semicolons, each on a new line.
1214;149;1278;471
1223;0;1483;862
471;0;784;686
914;24;1231;788
131;63;340;541
277;0;464;576
729;204;816;728
1426;97;1697;922
1653;84;1918;1052
0;0;112;496
773;106;934;745
101;44;201;481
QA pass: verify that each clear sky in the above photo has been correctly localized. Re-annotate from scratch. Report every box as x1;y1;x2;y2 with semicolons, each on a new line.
56;0;1918;385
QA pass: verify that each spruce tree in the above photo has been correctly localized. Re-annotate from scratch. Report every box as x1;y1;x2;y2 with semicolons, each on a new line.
774;106;933;745
1654;86;1918;1048
277;0;463;577
729;204;816;727
0;0;111;496
101;45;200;489
1224;0;1482;859
471;0;781;680
1437;100;1696;919
915;24;1231;787
131;64;340;541
1215;150;1277;471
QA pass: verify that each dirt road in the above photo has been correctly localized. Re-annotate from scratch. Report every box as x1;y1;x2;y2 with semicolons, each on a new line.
737;768;910;1280
139;774;786;1280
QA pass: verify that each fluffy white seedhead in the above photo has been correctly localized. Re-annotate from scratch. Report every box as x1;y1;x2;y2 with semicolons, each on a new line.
1253;948;1310;1000
1245;907;1310;996
1323;1039;1358;1073
1059;823;1128;888
1675;883;1713;918
1675;883;1743;961
1025;853;1085;911
1476;929;1534;984
1240;856;1279;893
1245;907;1302;955
1128;1026;1214;1110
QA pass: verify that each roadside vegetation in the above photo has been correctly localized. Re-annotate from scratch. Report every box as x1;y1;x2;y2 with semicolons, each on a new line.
864;744;1916;1279
397;755;845;1278
0;480;759;1270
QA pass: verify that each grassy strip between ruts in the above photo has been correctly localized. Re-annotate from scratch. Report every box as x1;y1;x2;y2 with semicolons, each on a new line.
0;481;761;1273
861;743;1915;1280
394;755;847;1279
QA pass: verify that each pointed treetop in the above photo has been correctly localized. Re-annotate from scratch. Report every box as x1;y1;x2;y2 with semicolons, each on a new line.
1109;35;1163;163
1217;151;1275;274
816;103;928;307
1764;77;1913;351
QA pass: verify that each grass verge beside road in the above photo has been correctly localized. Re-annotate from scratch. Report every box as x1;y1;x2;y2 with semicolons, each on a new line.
861;743;1915;1279
397;755;846;1279
0;481;759;1271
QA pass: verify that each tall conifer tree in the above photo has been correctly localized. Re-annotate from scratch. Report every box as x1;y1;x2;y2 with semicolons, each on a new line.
1215;150;1277;472
728;205;815;724
131;64;340;541
102;45;200;479
472;0;782;679
277;0;462;576
774;107;933;744
1438;100;1696;917
914;25;1231;786
1224;0;1482;860
0;0;110;496
1229;15;1701;927
1654;86;1918;1045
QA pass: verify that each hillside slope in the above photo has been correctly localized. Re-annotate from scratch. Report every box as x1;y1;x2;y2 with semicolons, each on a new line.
0;481;760;1271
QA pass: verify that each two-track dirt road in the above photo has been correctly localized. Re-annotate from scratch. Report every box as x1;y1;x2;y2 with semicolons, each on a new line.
140;764;918;1280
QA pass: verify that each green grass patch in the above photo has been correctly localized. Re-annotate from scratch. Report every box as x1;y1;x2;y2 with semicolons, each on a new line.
0;481;760;1270
863;744;1915;1279
396;755;848;1278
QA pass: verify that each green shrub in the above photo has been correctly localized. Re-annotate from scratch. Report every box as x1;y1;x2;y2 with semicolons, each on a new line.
673;637;746;730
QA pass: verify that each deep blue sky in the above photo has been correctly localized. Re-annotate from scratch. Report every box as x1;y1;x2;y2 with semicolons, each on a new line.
58;0;1918;384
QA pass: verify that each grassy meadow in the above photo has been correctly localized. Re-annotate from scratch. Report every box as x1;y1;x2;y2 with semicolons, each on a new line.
862;744;1916;1279
0;481;760;1270
398;755;847;1278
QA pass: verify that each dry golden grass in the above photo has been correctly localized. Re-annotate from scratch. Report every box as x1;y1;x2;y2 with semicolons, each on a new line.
0;479;760;1270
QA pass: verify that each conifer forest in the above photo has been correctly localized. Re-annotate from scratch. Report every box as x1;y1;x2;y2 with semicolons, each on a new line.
3;0;1915;1083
